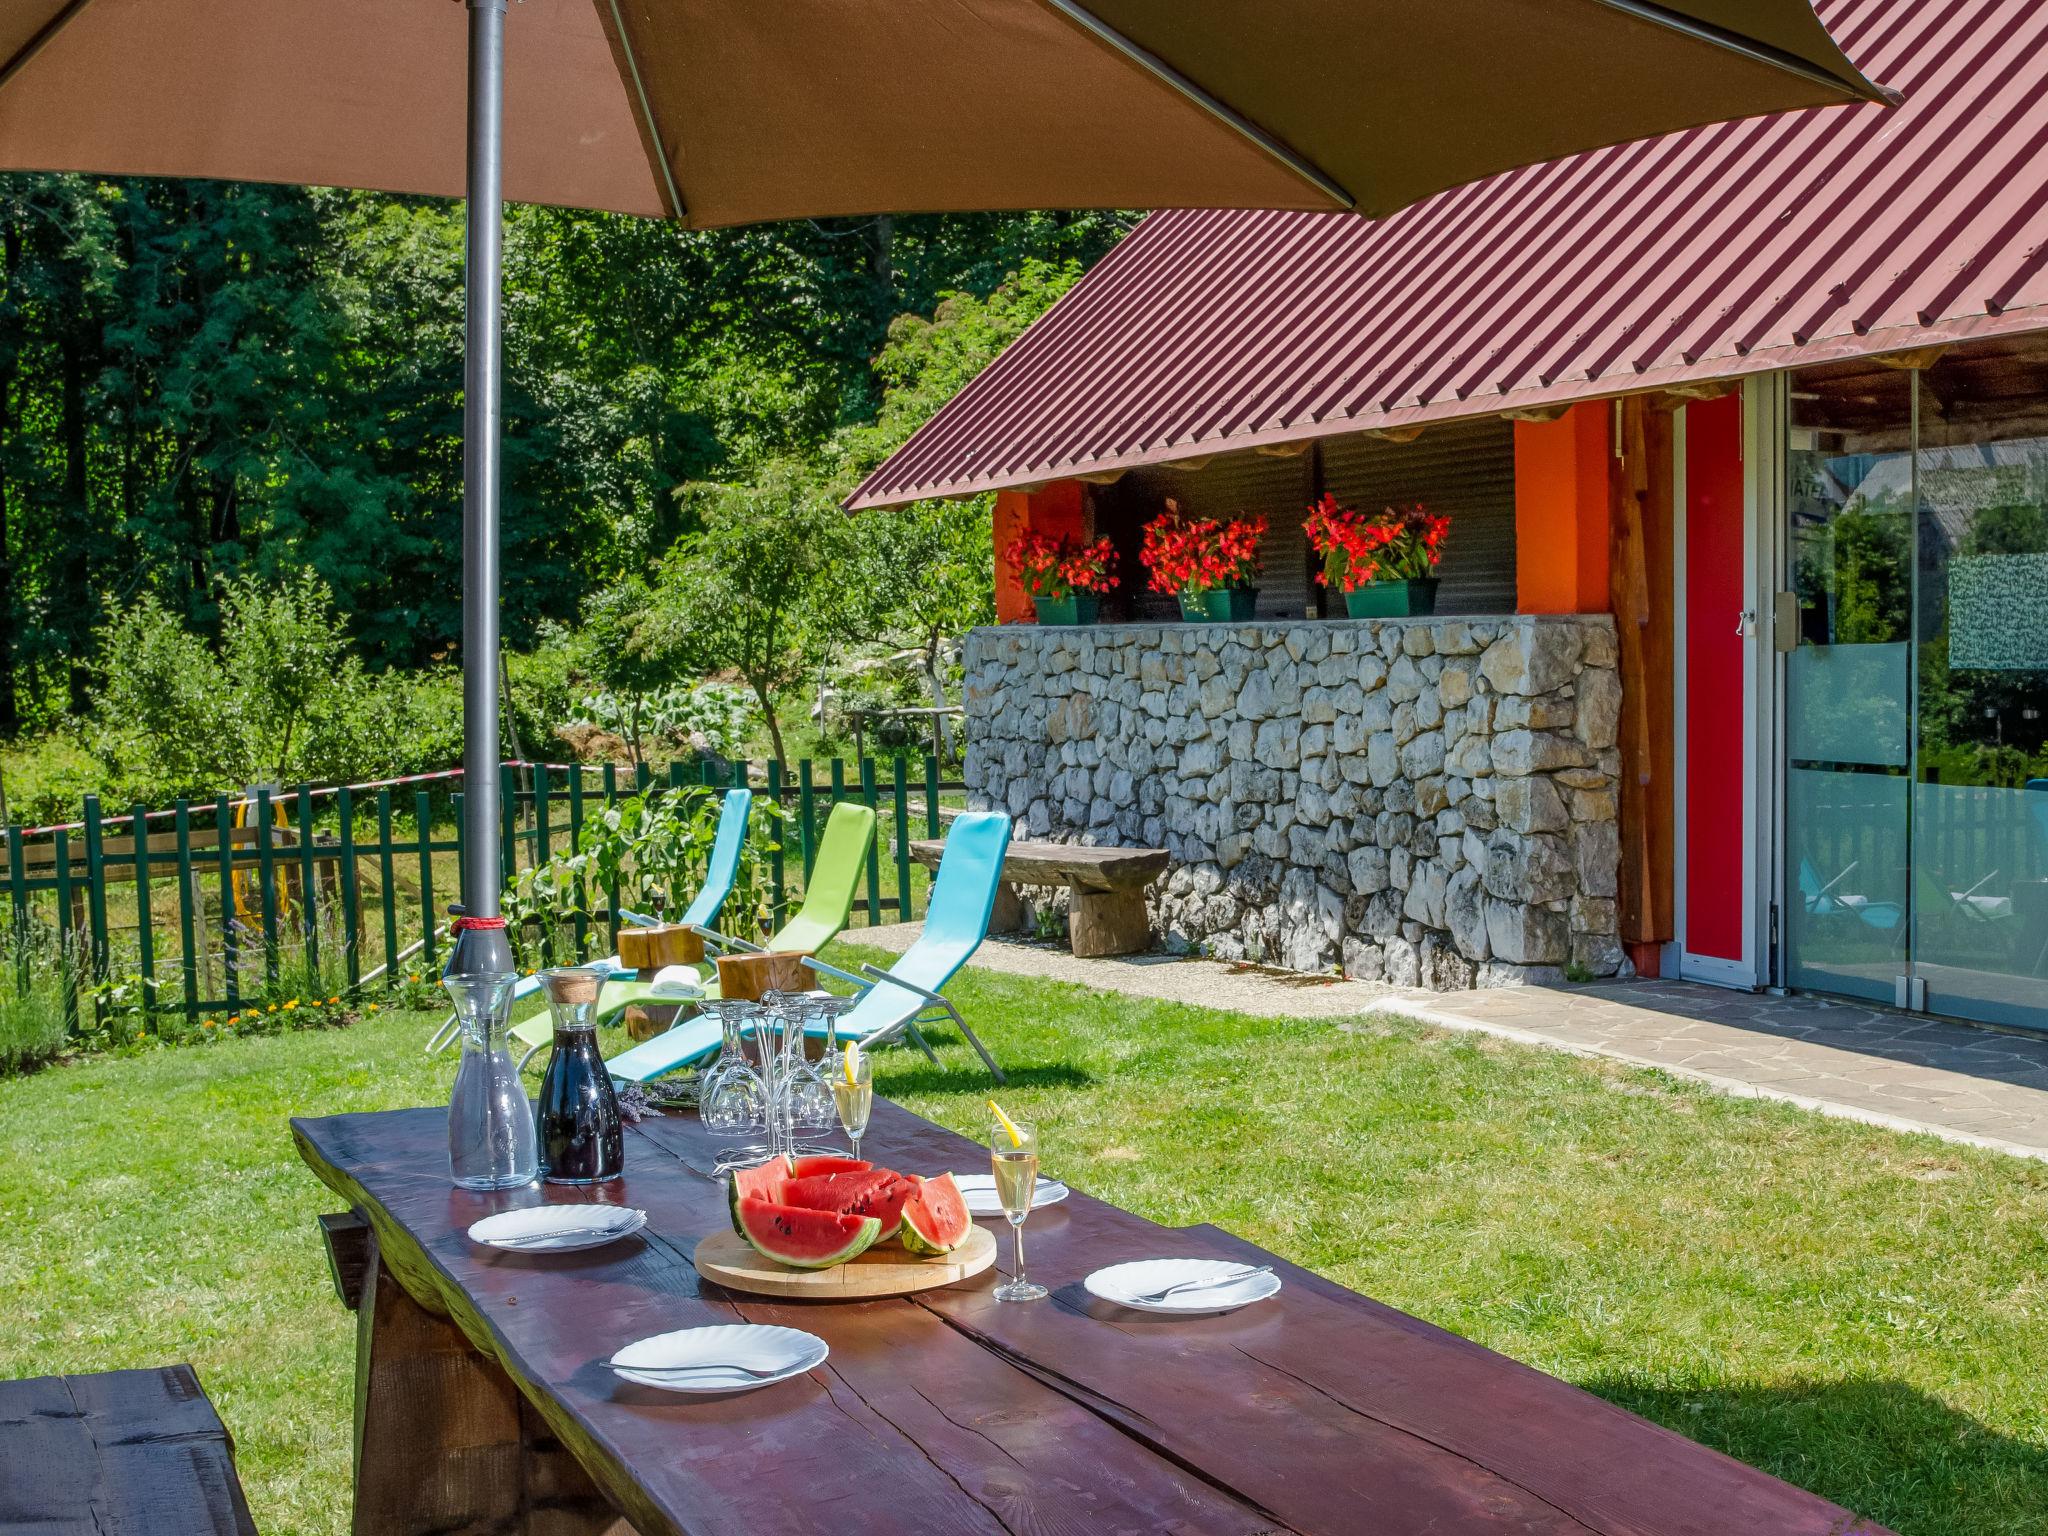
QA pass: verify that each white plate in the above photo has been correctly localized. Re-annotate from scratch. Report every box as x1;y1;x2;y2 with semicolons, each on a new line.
952;1172;1069;1217
1083;1258;1282;1315
467;1205;648;1253
610;1324;827;1394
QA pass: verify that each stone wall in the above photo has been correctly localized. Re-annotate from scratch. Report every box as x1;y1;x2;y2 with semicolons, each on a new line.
961;615;1625;988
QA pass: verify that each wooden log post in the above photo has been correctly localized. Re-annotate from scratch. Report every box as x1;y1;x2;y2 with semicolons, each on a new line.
1608;396;1677;974
351;1231;632;1536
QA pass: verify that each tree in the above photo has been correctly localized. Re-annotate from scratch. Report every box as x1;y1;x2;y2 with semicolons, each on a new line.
658;461;851;768
93;569;391;797
573;574;688;765
845;500;993;752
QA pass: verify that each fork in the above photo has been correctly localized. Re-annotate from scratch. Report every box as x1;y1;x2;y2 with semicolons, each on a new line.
610;1358;791;1381
1130;1265;1274;1303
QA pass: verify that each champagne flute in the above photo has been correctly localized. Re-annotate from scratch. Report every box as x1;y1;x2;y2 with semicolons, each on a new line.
989;1104;1048;1303
832;1043;874;1161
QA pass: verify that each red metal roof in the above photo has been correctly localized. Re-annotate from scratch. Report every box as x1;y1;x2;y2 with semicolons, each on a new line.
849;0;2048;510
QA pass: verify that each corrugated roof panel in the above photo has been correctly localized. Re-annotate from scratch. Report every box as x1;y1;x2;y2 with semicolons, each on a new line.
849;0;2048;511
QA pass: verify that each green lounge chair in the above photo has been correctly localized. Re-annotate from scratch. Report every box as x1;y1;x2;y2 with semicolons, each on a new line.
601;800;879;1081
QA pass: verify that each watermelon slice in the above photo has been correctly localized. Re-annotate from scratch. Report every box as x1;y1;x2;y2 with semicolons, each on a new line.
735;1197;880;1269
897;1172;971;1256
789;1154;871;1179
726;1157;793;1236
779;1169;917;1242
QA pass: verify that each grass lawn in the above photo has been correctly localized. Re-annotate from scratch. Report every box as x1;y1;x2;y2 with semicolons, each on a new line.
3;947;2045;1535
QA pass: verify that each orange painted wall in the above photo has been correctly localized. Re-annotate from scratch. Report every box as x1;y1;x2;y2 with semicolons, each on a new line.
992;480;1088;623
1514;404;1612;614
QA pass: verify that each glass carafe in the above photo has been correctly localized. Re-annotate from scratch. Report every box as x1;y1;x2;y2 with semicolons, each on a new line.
445;971;537;1190
534;967;625;1184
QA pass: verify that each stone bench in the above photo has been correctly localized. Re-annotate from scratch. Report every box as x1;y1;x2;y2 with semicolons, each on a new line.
910;838;1169;958
0;1365;260;1535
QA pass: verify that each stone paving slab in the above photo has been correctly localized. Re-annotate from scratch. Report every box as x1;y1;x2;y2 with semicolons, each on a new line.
848;925;2048;1161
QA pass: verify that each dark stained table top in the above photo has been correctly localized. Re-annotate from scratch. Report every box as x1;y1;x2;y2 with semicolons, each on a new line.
293;1099;1890;1536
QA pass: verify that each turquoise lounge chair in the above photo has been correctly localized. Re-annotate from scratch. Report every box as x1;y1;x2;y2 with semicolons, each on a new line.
607;809;1013;1085
802;810;1013;1083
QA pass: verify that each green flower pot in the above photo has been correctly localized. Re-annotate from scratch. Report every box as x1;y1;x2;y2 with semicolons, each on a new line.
1205;586;1260;621
1033;594;1100;626
1177;592;1214;622
1342;578;1439;618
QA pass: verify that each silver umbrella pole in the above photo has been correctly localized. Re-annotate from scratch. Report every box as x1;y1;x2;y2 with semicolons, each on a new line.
452;0;515;979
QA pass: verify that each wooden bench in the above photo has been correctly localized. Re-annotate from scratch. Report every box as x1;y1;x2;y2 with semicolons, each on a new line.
909;837;1169;958
0;1365;259;1535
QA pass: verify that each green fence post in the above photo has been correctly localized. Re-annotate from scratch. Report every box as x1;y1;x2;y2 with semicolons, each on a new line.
254;789;280;987
131;801;156;1016
53;829;77;1032
5;825;27;995
891;759;912;921
602;765;622;947
797;760;818;882
296;784;319;978
767;759;787;924
376;789;398;989
82;795;109;982
531;762;552;961
214;796;238;1009
925;754;942;839
174;801;198;1024
337;786;361;991
499;764;519;891
568;767;588;960
416;790;437;970
635;761;652;796
693;759;710;788
858;758;881;927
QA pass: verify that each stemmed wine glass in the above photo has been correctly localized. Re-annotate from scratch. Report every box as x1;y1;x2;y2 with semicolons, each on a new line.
699;1002;766;1136
832;1044;874;1161
989;1106;1048;1303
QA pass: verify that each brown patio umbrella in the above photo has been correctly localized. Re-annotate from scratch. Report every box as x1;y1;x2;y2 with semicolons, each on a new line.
0;0;1884;951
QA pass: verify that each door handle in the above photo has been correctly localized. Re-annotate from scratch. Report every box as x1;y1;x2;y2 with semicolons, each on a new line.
1735;608;1756;637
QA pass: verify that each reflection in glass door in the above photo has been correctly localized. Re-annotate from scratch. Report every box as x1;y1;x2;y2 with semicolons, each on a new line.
1784;368;1913;1005
1910;364;2048;1030
1782;350;2048;1033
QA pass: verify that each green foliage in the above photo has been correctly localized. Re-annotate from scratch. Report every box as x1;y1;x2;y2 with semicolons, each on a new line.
574;682;754;762
0;923;73;1072
90;569;457;802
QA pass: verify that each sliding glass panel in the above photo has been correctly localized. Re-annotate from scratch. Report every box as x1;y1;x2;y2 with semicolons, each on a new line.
1783;367;1913;1002
1911;364;2048;1030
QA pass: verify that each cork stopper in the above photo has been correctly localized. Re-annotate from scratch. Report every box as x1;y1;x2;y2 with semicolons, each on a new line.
540;967;604;1006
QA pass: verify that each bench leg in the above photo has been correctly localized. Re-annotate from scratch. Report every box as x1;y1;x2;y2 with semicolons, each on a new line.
353;1241;633;1536
1067;884;1151;958
990;880;1030;935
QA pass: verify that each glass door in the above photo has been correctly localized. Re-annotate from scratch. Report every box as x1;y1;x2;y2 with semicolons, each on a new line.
1909;364;2048;1030
1781;347;2048;1033
1783;367;1914;1004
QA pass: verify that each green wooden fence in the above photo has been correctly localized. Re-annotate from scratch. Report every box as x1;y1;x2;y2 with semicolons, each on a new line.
0;754;963;1028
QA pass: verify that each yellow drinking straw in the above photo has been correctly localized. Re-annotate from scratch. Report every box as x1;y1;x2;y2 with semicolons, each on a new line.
988;1098;1023;1147
842;1040;859;1084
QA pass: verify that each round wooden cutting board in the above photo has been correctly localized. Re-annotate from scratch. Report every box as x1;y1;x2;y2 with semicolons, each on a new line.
693;1223;996;1299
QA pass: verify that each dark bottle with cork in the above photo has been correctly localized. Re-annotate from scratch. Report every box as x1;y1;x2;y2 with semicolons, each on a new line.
534;966;625;1184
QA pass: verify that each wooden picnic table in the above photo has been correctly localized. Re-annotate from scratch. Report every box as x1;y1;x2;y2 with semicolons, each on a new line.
908;836;1169;956
292;1099;1891;1536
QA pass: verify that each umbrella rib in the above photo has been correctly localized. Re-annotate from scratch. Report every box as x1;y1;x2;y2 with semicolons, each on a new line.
606;0;687;220
0;0;96;95
1582;0;1895;102
1035;0;1355;212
